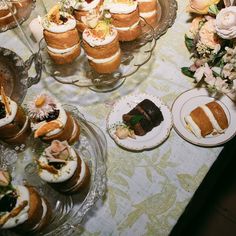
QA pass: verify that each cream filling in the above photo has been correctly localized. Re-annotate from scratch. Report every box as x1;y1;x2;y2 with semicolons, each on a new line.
47;43;79;54
87;49;120;64
31;198;47;231
83;28;117;47
2;186;30;229
115;20;140;31
200;105;224;133
104;2;138;14
42;13;76;33
0;95;18;127
32;103;67;137
184;115;202;138
73;0;100;11
63;157;87;192
139;10;157;18
0;2;12;10
38;147;78;183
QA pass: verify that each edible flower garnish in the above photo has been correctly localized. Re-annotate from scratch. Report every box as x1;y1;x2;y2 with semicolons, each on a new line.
115;126;136;139
0;86;11;116
91;20;111;38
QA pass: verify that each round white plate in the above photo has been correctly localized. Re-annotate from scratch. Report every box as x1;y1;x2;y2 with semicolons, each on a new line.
106;93;173;151
172;88;236;147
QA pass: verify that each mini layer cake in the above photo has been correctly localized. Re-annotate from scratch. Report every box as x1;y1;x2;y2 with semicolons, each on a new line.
42;4;81;65
38;140;90;194
0;87;31;145
28;93;80;144
83;20;121;73
0;1;17;29
105;0;141;41
185;101;229;138
122;99;164;136
138;0;158;28
0;170;51;232
71;0;103;33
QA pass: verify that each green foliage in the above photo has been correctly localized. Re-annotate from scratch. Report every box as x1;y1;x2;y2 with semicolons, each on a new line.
185;35;194;52
130;115;143;126
181;67;195;78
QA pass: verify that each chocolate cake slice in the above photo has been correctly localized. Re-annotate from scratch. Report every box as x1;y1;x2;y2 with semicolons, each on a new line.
122;99;164;136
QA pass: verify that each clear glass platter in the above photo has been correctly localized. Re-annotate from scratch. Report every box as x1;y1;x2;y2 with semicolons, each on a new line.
0;105;107;236
39;0;177;90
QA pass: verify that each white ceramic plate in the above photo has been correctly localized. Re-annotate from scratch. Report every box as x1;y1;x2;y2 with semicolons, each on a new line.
106;93;173;151
172;88;236;147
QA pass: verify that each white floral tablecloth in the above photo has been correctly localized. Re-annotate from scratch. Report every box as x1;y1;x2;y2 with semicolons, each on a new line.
0;0;223;235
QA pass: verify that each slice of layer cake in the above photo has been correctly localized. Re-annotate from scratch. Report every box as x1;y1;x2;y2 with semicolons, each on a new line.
184;101;229;138
122;99;164;136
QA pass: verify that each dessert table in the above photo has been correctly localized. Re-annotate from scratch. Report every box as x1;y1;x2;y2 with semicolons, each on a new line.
0;0;225;235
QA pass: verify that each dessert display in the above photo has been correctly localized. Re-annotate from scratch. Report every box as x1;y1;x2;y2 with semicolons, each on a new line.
71;0;103;33
104;0;142;41
184;101;229;138
0;169;51;232
0;86;31;145
82;20;121;74
122;99;164;136
138;0;158;28
37;140;91;194
0;0;34;31
27;92;80;144
42;4;81;65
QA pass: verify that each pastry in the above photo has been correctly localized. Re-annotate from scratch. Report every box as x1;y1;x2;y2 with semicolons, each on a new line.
122;99;164;136
138;0;158;28
104;0;141;41
42;4;81;65
0;170;51;232
71;0;103;33
28;92;80;144
83;20;121;73
0;87;31;145
37;140;91;194
0;0;33;30
185;101;229;138
0;1;16;29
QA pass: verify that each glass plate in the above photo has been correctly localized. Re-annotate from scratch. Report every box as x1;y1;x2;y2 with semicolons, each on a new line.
39;0;177;90
0;105;107;236
0;0;36;32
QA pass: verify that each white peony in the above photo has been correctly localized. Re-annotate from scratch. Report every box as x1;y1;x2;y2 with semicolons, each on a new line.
216;6;236;39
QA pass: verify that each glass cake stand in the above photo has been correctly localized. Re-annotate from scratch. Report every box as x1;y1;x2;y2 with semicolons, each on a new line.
7;0;177;92
0;105;107;236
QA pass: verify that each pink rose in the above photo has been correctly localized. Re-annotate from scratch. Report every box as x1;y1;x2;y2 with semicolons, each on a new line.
188;16;204;38
199;19;220;49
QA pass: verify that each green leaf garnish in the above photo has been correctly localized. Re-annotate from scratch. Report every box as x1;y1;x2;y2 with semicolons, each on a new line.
130;115;143;126
185;35;195;52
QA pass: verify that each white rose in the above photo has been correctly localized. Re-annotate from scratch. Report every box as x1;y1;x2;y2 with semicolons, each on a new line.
216;6;236;39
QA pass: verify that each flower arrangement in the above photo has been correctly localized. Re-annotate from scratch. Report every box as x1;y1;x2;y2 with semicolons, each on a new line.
182;0;236;100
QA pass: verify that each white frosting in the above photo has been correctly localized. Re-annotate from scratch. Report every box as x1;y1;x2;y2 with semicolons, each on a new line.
83;28;117;47
184;115;202;138
87;49;120;63
115;20;140;31
32;103;67;137
0;2;12;10
42;12;76;33
200;105;224;133
47;43;79;54
104;1;138;14
0;95;18;128
139;10;156;18
72;0;100;11
63;157;87;192
2;186;30;229
31;198;47;231
38;146;78;183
